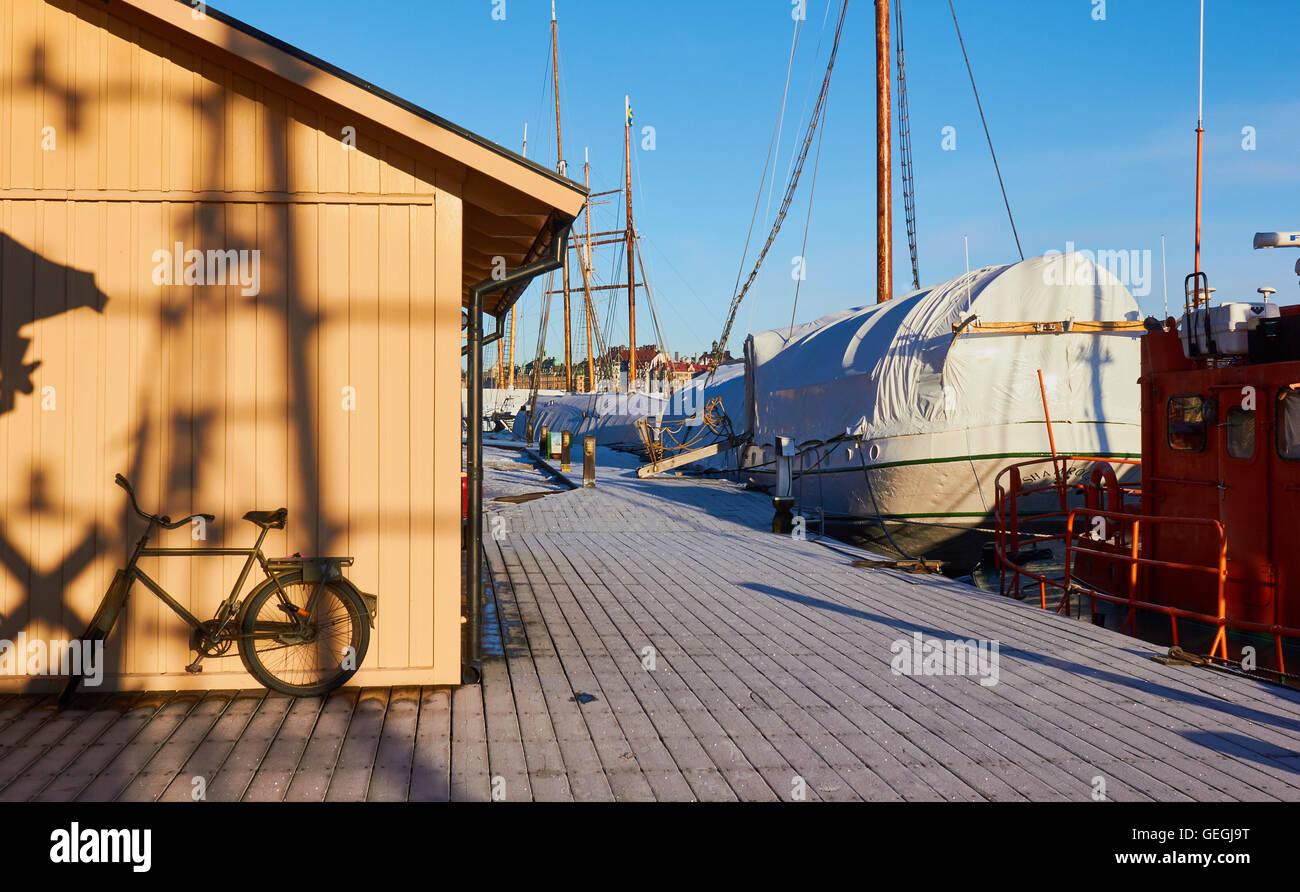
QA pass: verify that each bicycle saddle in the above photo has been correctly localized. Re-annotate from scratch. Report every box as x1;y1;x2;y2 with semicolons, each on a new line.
243;508;288;529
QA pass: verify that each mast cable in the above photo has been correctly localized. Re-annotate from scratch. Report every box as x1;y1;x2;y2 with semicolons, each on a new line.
896;0;921;290
948;0;1022;261
712;0;850;374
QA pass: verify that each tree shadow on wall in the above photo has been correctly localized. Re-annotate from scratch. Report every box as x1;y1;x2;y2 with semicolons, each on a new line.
0;233;110;415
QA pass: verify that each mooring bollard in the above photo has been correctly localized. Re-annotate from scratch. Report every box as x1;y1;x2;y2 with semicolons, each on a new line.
772;497;795;534
583;436;596;487
560;431;572;471
772;437;796;533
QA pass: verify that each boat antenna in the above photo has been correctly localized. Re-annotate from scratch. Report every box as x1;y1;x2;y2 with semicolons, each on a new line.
1194;0;1205;276
1161;233;1169;319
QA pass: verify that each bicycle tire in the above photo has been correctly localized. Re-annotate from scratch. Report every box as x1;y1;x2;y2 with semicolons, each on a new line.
237;571;369;697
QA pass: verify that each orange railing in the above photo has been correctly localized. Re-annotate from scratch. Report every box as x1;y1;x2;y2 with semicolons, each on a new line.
1064;507;1227;658
993;456;1141;612
992;456;1299;675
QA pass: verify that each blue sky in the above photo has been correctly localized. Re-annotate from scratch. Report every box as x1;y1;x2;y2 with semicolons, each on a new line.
211;0;1300;357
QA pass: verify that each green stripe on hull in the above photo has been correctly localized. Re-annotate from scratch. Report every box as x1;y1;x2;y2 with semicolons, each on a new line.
748;450;1140;475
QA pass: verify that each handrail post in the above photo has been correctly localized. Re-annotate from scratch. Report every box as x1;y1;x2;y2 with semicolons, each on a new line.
1213;524;1228;660
1008;467;1022;598
1126;518;1140;636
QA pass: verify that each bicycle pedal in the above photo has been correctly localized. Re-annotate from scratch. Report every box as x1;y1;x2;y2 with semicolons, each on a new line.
184;659;204;674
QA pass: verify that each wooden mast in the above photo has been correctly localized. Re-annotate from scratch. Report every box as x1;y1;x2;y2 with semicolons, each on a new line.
508;123;527;392
583;147;596;392
551;1;573;390
875;0;893;304
625;94;638;391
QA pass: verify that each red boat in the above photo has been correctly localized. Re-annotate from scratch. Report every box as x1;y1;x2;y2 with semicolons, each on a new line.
993;247;1300;682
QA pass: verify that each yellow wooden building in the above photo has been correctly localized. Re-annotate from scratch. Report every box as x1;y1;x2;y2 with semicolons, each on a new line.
0;0;583;690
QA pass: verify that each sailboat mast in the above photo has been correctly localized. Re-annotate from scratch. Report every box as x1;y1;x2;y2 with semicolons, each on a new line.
625;94;638;391
552;1;573;390
876;0;893;304
509;123;527;392
584;147;596;392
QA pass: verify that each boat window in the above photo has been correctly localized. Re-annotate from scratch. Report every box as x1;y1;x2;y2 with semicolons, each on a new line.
1167;395;1207;452
1278;389;1300;460
1226;407;1254;459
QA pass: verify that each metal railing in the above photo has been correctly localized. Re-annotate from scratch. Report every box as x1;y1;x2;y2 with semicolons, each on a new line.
993;455;1300;675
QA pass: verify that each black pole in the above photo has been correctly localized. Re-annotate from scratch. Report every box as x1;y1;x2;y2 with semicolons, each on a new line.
463;222;573;685
464;284;485;685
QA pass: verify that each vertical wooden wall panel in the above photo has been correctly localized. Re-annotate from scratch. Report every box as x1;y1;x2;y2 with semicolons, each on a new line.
432;173;462;682
5;201;37;650
64;200;103;635
35;201;68;658
378;203;411;669
347;204;381;657
318;202;350;567
408;200;436;668
285;201;318;563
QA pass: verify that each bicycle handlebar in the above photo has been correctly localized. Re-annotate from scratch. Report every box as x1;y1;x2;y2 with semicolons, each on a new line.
115;474;216;529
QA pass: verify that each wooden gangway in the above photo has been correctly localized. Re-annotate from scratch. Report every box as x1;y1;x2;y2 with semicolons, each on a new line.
0;445;1298;801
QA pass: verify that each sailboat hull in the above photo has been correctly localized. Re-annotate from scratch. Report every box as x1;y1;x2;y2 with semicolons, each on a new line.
733;421;1140;568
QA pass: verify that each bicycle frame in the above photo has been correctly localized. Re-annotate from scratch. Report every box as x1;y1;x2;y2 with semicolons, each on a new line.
122;518;305;640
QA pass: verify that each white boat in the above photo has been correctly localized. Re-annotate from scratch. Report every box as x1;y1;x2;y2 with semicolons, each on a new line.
530;253;1144;565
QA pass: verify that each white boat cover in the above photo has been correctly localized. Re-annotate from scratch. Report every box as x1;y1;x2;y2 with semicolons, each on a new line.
741;253;1143;445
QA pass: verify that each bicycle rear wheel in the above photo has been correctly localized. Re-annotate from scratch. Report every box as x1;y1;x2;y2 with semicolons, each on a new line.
237;573;369;697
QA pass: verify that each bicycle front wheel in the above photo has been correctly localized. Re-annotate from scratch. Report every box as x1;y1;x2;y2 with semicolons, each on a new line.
237;573;369;697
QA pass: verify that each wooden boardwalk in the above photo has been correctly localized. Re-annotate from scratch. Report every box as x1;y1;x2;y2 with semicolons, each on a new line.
1;445;1299;801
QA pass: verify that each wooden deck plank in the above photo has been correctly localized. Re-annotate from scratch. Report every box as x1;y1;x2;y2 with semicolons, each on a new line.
408;687;452;801
0;693;143;801
117;693;235;801
208;694;295;801
324;687;391;801
365;685;420;801
158;690;267;802
282;689;358;802
75;692;203;802
449;684;490;802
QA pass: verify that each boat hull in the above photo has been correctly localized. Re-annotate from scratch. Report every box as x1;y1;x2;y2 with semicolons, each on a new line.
731;421;1141;569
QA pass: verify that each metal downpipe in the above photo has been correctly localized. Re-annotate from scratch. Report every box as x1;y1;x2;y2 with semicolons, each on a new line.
464;225;571;684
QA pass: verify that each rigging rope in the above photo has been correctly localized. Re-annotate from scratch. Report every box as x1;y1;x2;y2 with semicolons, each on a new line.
948;0;1023;261
635;240;675;389
711;0;850;375
787;89;830;338
729;13;805;319
895;0;920;291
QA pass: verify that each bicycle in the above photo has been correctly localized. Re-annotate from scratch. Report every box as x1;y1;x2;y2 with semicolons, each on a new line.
59;474;376;706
